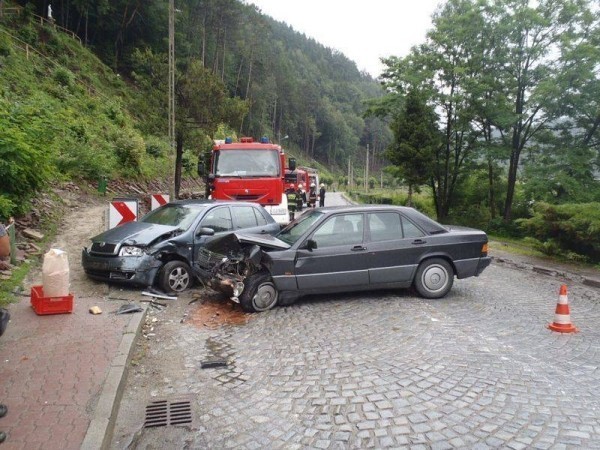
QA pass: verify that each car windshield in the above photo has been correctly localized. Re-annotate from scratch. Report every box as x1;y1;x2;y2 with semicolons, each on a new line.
141;204;207;230
215;149;280;177
277;210;324;245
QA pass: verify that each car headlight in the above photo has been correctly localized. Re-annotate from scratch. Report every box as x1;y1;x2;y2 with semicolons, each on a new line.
119;246;145;257
232;282;245;297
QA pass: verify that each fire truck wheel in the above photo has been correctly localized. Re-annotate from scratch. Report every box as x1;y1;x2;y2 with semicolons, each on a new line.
239;271;278;312
158;260;193;294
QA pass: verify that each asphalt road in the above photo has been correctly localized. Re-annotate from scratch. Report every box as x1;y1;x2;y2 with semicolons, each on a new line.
110;193;600;449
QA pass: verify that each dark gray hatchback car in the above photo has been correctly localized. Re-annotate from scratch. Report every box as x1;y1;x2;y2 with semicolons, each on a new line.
195;205;491;312
81;200;280;293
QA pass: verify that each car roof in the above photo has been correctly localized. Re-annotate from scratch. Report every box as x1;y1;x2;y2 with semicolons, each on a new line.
166;199;263;208
316;204;447;234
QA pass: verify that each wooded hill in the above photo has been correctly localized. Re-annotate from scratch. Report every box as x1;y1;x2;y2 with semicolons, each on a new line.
0;0;389;216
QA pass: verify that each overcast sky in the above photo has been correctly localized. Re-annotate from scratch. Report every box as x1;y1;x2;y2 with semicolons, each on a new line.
244;0;445;78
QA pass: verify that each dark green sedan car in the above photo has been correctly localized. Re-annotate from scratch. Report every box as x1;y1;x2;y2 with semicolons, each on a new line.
82;200;280;293
195;205;491;312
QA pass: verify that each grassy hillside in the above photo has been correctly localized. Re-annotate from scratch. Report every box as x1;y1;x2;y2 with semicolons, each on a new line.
0;20;171;218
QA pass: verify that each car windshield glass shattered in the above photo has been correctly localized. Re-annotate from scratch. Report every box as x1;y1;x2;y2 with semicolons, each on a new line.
141;204;206;230
277;210;324;245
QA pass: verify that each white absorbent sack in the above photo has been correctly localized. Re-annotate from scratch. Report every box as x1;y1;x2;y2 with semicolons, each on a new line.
42;248;70;297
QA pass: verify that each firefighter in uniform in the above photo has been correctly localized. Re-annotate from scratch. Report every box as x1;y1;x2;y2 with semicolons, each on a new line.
286;184;298;221
308;183;318;208
297;183;305;211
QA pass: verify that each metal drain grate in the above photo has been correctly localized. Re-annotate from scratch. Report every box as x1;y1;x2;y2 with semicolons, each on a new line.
144;399;192;428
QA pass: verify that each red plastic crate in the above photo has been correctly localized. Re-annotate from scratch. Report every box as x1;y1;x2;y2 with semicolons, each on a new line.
30;285;73;315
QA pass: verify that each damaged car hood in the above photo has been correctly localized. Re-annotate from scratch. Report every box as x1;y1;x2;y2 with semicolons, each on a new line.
204;232;290;254
91;222;180;246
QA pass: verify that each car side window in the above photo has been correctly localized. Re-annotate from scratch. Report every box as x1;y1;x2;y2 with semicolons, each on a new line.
312;213;363;247
368;212;402;242
232;206;258;229
401;216;425;238
200;207;233;233
253;207;268;226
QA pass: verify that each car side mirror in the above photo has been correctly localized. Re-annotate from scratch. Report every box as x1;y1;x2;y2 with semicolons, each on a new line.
197;161;206;177
289;158;296;171
197;227;215;236
301;239;317;251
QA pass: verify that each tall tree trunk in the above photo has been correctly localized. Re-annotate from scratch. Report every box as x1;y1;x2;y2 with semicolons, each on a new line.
487;158;496;220
235;57;244;95
244;48;253;99
221;30;226;81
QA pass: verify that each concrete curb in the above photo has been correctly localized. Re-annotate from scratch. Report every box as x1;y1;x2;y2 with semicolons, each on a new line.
81;304;148;450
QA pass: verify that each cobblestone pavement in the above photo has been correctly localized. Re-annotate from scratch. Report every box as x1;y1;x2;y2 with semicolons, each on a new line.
112;195;600;449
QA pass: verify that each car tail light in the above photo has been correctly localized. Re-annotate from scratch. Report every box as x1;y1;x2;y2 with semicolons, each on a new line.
481;243;488;255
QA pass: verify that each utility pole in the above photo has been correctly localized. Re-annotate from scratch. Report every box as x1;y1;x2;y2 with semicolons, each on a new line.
365;144;369;192
168;0;176;199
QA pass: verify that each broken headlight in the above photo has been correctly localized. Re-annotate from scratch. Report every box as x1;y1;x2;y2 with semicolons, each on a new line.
232;282;244;297
119;246;145;257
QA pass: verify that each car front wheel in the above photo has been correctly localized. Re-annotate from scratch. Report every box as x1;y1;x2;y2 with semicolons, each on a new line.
239;271;278;313
414;258;454;299
158;260;193;294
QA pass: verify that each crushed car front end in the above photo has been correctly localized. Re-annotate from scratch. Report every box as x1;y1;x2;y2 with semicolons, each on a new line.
195;232;290;302
81;241;164;287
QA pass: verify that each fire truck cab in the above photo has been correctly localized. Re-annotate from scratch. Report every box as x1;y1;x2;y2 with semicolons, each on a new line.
198;137;296;225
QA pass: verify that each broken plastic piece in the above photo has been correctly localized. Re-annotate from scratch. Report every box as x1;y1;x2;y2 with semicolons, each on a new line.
115;304;143;315
142;291;177;301
201;359;228;369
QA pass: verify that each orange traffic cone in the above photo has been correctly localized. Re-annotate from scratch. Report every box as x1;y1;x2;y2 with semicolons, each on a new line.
547;284;578;333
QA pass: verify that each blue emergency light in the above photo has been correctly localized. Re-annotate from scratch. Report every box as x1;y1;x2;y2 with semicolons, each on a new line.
260;136;270;144
225;137;233;144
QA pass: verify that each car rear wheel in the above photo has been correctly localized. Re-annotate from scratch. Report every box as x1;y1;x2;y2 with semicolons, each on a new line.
158;261;193;294
414;258;454;299
239;271;278;313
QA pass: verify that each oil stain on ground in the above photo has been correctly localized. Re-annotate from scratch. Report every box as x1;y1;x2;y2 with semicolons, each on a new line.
187;296;252;329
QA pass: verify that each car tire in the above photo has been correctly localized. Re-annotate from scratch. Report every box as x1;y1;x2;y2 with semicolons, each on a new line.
414;258;454;299
158;260;193;294
239;271;278;313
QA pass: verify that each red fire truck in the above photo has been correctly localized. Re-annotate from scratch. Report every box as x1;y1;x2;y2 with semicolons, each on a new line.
198;136;296;225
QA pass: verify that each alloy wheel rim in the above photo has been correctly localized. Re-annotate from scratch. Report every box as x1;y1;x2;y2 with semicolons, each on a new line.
169;268;189;291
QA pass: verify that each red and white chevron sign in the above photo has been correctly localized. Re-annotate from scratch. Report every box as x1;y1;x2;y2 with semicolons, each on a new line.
150;194;170;211
109;199;138;229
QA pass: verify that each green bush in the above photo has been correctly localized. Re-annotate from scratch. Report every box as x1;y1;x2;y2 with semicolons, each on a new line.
17;24;38;45
517;202;600;262
0;33;13;57
113;130;145;174
145;136;170;157
0;195;15;220
53;67;75;87
0;97;54;216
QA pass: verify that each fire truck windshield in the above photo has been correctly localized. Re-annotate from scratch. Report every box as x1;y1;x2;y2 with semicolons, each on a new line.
215;149;280;177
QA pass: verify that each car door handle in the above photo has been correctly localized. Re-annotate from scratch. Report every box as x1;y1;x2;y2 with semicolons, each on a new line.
412;239;427;245
351;245;366;251
260;230;267;234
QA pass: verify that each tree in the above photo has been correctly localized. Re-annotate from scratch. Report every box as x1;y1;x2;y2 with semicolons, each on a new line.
491;0;594;221
379;0;599;221
175;60;247;196
385;90;440;206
